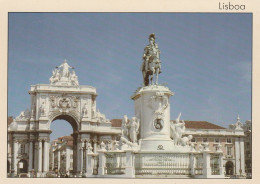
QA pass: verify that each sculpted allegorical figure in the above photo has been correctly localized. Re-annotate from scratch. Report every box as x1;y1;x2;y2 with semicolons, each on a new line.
82;103;88;117
40;102;45;116
49;68;60;84
121;115;129;139
58;59;72;78
70;70;79;85
129;117;140;143
141;33;161;86
170;113;186;145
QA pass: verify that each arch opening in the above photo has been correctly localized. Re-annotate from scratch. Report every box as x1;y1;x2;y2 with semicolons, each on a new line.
225;161;234;176
18;159;28;174
49;114;79;177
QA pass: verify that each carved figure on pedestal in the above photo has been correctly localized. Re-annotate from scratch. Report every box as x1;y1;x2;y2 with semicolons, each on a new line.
82;103;88;117
141;33;161;86
170;113;186;145
121;115;129;139
129;117;140;143
39;102;46;116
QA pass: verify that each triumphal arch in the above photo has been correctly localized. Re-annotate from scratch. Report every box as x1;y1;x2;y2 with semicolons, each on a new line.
8;60;121;177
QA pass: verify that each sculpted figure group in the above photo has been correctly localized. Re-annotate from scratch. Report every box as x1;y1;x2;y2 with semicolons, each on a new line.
121;115;140;146
49;60;79;86
170;113;193;146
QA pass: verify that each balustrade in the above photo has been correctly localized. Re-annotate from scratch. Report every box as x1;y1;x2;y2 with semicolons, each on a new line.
105;152;126;175
194;154;203;175
135;153;190;175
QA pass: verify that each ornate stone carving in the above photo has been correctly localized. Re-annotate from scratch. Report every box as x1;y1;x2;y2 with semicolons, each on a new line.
49;95;80;114
179;135;193;146
39;102;46;116
15;109;30;121
50;96;56;108
147;92;169;129
154;118;164;130
58;97;71;108
94;109;110;123
99;141;106;151
82;103;88;117
170;113;192;146
230;114;243;131
49;60;79;86
114;141;119;151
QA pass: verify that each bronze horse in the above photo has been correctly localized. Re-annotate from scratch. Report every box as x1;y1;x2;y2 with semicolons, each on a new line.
142;55;161;86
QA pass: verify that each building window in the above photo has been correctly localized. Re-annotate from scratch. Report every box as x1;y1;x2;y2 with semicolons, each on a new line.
214;146;218;152
203;138;208;142
70;154;73;159
227;138;232;143
227;147;232;156
70;162;73;169
214;138;219;143
191;137;196;142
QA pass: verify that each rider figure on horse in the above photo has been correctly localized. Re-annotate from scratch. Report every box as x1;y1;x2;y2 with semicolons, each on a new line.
141;33;161;86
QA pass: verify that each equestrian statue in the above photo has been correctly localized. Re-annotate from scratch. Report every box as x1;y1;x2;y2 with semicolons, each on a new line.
141;33;161;86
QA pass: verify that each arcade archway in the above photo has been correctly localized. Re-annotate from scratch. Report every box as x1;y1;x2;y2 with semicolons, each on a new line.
225;161;234;176
18;159;28;174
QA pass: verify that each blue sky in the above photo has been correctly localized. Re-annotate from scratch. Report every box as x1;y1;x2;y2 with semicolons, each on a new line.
8;13;252;140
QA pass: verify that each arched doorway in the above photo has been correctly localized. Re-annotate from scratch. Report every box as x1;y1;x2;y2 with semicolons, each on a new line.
18;159;28;174
50;114;79;177
225;161;234;176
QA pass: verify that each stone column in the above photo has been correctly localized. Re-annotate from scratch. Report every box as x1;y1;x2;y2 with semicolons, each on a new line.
38;140;42;173
93;140;97;154
12;140;18;176
234;137;240;175
85;141;89;174
57;148;60;171
76;141;83;176
202;151;211;178
34;142;38;172
98;151;106;175
80;142;84;175
28;140;33;171
125;150;135;177
218;153;224;176
51;146;55;170
240;137;245;175
43;139;49;172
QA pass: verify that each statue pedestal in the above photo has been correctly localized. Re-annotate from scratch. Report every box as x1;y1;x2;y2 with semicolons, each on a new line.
132;85;175;151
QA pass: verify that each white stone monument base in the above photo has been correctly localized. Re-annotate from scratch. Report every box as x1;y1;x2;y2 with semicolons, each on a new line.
139;139;191;152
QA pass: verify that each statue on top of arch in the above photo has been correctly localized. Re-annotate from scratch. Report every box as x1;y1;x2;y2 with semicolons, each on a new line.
49;59;79;86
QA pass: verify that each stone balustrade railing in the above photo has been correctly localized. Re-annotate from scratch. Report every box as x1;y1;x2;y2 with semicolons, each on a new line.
85;151;224;178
